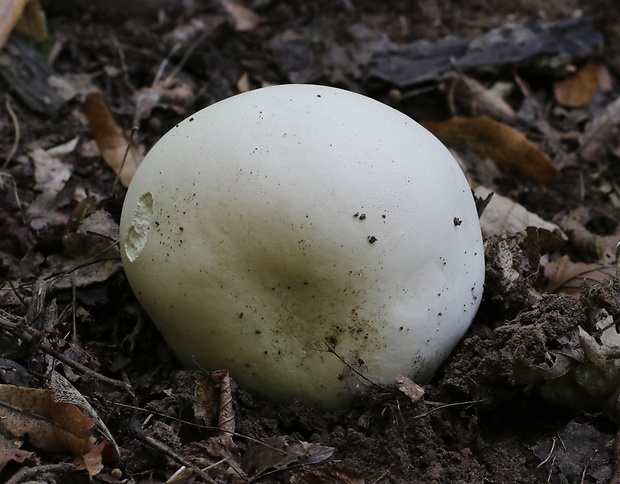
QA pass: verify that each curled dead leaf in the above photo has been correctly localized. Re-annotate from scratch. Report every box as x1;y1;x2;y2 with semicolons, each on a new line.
543;255;615;296
474;185;565;238
554;59;600;108
73;440;108;478
561;207;620;264
242;436;334;478
423;117;558;183
237;72;251;93
183;436;245;483
0;384;95;456
513;350;577;384
446;75;516;124
84;91;142;187
221;0;260;32
0;0;47;49
50;371;120;461
0;382;117;478
132;79;194;125
193;370;235;436
0;438;38;474
579;96;620;163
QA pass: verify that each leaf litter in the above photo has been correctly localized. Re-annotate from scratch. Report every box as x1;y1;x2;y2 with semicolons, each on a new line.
1;0;620;482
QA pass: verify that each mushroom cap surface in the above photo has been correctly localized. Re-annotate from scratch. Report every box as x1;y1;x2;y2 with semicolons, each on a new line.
120;84;485;409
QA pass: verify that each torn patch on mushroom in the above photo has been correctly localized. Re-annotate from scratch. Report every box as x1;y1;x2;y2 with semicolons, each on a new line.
124;192;153;262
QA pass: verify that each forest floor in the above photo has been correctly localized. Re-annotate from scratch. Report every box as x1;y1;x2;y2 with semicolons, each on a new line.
2;0;620;482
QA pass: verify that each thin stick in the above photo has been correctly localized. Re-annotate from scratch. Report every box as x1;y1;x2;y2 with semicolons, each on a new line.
3;98;20;168
5;463;76;484
0;310;130;392
113;401;286;453
609;428;620;484
411;399;483;419
324;342;379;388
112;126;139;197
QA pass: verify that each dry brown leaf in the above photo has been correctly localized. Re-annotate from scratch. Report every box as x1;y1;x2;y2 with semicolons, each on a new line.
0;0;47;49
40;231;122;290
554;60;599;108
237;71;250;93
521;226;567;274
31;137;78;193
50;371;120;461
0;382;117;479
0;384;96;456
15;0;47;41
183;436;245;483
133;79;194;125
0;0;27;49
474;185;565;238
242;436;334;477
543;255;615;296
194;370;235;436
579;96;620;163
562;207;620;264
84;91;142;187
423;117;558;183
447;75;516;124
221;0;260;32
73;440;107;478
0;437;38;473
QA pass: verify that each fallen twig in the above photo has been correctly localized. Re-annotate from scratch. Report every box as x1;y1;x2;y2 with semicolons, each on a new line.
0;309;131;393
5;462;76;484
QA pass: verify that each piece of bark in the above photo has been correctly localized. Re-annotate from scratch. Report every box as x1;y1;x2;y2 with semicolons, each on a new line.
0;34;75;117
366;17;603;87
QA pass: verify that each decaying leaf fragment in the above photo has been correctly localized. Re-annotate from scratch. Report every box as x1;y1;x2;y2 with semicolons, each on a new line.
49;371;120;461
579;95;620;163
446;75;516;124
561;206;620;264
533;421;612;482
26;137;80;232
132;79;194;125
84;91;142;187
221;0;260;32
394;375;425;403
0;381;118;477
474;185;565;238
183;436;245;483
193;370;235;436
0;384;93;455
0;438;37;474
241;436;334;479
423;117;558;183
41;228;122;291
509;280;620;411
536;323;620;410
543;255;615;296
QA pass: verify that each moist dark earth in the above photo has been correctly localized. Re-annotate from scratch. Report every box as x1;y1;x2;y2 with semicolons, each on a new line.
2;0;620;482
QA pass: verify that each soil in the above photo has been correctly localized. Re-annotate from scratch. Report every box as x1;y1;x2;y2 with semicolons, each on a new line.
2;0;620;483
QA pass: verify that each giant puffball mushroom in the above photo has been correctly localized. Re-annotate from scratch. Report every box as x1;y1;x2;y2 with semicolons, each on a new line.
120;84;485;409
